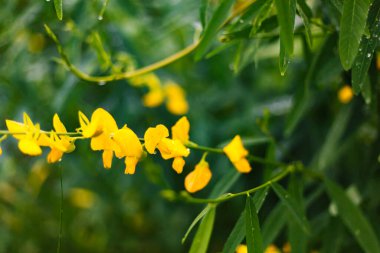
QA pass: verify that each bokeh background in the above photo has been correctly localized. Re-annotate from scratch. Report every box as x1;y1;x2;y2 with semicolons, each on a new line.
0;0;379;252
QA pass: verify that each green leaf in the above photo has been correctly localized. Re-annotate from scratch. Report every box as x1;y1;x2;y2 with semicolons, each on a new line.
249;0;274;36
324;179;380;253
274;0;296;56
195;0;235;60
262;203;287;247
351;1;380;93
285;34;338;136
222;187;268;253
296;0;313;48
200;0;209;29
271;183;311;234
245;195;263;253
222;210;246;253
313;105;352;171
189;206;216;253
182;205;211;244
279;42;291;76
361;75;372;104
54;0;63;20
339;0;371;70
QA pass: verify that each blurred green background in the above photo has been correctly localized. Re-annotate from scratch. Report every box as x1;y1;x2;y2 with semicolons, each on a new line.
0;0;379;252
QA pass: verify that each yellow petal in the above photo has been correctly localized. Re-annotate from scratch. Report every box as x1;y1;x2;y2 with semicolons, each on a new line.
157;138;190;160
102;149;113;169
235;244;248;253
37;133;51;147
125;156;138;174
53;114;67;133
172;156;185;174
171;116;190;143
233;158;252;173
18;139;42;156
47;148;63;163
23;112;34;128
166;97;189;115
6;120;27;140
184;160;212;193
92;108;118;133
223;135;248;163
265;244;281;253
144;124;169;154
0;146;2;156
164;82;189;115
113;128;143;158
79;111;98;138
143;88;165;107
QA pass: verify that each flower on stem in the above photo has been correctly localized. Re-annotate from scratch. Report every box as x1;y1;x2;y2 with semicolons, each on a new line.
184;157;212;193
235;244;280;253
144;117;190;173
42;114;75;163
77;108;120;169
223;135;252;173
338;85;353;104
6;113;44;156
113;127;143;174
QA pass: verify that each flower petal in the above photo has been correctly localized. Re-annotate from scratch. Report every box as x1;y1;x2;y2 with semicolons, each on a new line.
184;160;212;193
171;116;190;143
47;148;63;163
125;156;138;174
144;124;169;154
18;139;42;156
172;156;185;174
223;135;248;162
102;149;113;169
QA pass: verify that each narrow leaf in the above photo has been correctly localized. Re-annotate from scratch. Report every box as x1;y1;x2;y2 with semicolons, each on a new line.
275;0;296;55
195;0;235;60
339;0;371;70
352;1;380;93
189;206;216;253
245;195;263;253
296;0;313;47
222;210;246;253
262;203;287;247
271;183;311;234
325;179;380;253
54;0;63;20
222;188;268;253
209;169;240;198
182;205;211;244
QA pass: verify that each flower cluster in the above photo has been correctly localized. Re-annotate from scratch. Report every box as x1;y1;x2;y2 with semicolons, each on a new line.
0;108;253;193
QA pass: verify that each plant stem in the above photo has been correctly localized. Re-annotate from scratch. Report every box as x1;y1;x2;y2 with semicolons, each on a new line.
181;165;293;204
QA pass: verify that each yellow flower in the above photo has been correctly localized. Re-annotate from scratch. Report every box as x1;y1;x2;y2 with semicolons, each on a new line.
235;244;247;253
164;82;188;115
44;114;75;163
223;135;252;173
78;108;120;169
113;127;143;174
144;124;169;154
6;113;43;156
130;73;161;88
143;88;165;107
338;85;354;104
282;242;291;253
0;146;2;156
69;188;96;209
171;116;190;144
144;118;191;173
185;160;212;193
265;244;281;253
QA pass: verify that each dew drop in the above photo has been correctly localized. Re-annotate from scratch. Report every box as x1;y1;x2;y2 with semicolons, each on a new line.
98;15;103;21
367;53;372;58
98;81;106;86
46;0;50;2
359;48;362;52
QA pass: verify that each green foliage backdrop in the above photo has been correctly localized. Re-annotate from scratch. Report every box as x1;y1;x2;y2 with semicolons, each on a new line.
0;0;379;252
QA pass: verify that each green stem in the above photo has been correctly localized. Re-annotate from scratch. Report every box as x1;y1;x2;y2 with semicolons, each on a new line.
181;165;293;204
44;24;200;83
0;130;81;137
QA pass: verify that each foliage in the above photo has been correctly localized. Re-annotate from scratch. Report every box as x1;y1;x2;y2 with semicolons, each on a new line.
0;0;380;252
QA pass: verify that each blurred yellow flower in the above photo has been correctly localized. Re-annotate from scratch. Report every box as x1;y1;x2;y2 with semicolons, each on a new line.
338;85;354;104
185;160;212;193
113;127;143;174
282;242;291;253
164;82;188;115
0;146;2;156
235;244;247;253
69;188;96;209
265;244;281;253
143;88;165;107
223;135;252;173
6;113;43;156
